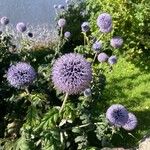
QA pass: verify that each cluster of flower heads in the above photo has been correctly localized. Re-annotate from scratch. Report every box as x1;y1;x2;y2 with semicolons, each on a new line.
7;62;36;89
106;104;138;131
52;53;92;95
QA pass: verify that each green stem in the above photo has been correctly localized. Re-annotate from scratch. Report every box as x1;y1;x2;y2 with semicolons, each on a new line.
92;52;98;65
25;88;30;95
59;93;69;113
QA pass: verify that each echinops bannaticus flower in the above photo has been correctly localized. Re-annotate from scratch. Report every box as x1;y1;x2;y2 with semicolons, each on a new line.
16;22;27;32
7;62;36;89
58;18;66;28
122;112;137;131
97;13;112;33
52;53;92;95
98;53;109;63
108;56;117;65
106;104;129;127
0;16;9;25
110;37;123;48
64;31;71;38
92;41;102;51
81;22;90;32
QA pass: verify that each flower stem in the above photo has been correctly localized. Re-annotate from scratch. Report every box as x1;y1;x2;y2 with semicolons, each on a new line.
92;52;98;65
59;93;69;113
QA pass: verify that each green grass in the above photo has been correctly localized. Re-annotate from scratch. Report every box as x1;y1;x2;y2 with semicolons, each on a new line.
100;57;150;147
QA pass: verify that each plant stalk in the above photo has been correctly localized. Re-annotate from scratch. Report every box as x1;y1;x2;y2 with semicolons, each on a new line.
59;93;69;113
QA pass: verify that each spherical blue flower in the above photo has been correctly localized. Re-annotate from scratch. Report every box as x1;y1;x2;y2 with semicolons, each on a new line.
81;22;90;32
98;53;109;63
106;104;129;127
108;56;117;65
97;13;112;33
99;25;112;33
7;62;36;89
58;4;65;9
64;31;71;38
92;41;102;52
84;88;92;97
110;37;123;48
0;16;9;25
52;53;92;95
54;4;58;9
58;18;66;28
122;112;137;131
16;22;27;32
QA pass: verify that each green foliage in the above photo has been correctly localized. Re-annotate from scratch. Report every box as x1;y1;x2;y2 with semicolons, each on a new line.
86;0;150;70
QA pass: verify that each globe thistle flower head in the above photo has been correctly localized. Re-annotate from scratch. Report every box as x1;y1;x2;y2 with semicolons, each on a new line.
28;32;33;38
98;53;109;63
81;22;90;32
97;13;112;33
92;41;102;52
110;37;123;48
7;62;36;89
0;16;9;25
122;112;137;131
64;31;71;38
108;55;117;65
58;18;66;28
52;53;92;95
16;22;27;32
58;4;65;9
106;104;129;127
99;25;112;33
84;88;92;97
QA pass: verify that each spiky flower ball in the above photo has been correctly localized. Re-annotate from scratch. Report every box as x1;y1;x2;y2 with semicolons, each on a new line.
106;104;129;127
108;55;117;65
58;18;66;28
110;37;123;48
84;88;92;97
16;22;27;32
81;22;90;32
7;62;36;89
98;53;109;63
97;13;112;33
92;41;102;52
0;16;9;25
52;53;92;95
64;31;71;38
122;113;137;131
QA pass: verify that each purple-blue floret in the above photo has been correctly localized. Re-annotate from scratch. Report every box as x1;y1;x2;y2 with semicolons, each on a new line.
106;104;129;127
0;16;9;25
52;53;92;95
58;18;66;28
122;112;137;131
64;31;71;38
110;37;123;48
97;13;112;33
98;53;109;63
81;22;90;32
7;62;36;89
108;55;117;65
92;41;102;51
16;22;27;32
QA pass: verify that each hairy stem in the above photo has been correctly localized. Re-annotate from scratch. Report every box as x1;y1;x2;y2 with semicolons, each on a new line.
59;93;69;113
